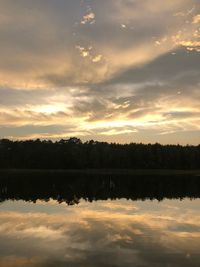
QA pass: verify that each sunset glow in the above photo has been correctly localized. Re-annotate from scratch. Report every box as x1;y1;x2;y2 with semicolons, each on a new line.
0;0;200;144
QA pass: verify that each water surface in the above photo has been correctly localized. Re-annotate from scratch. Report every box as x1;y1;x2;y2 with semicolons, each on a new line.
0;172;200;267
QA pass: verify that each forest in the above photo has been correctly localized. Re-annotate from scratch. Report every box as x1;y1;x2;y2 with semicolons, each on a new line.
0;138;199;169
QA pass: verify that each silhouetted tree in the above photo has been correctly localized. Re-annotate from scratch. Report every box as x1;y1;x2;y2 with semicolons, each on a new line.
0;138;199;169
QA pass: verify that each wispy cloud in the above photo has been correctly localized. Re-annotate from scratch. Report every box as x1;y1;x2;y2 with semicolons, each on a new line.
0;0;199;143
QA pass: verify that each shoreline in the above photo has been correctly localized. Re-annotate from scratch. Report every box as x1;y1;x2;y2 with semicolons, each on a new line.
0;169;200;176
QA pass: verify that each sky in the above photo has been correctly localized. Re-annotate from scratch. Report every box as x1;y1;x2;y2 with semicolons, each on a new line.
0;0;200;144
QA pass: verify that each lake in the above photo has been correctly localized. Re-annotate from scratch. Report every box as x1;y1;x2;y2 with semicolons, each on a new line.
0;171;200;267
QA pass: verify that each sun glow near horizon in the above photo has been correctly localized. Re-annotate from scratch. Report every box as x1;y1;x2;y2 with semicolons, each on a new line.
0;0;199;144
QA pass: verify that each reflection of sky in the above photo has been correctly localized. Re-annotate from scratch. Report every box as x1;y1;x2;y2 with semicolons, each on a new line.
0;199;200;266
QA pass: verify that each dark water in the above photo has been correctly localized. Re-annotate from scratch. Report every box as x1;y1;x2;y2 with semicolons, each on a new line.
0;171;200;267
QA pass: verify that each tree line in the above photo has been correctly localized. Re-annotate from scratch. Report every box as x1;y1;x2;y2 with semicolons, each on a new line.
0;138;199;169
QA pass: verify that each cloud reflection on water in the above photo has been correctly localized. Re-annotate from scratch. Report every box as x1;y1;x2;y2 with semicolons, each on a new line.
0;199;200;267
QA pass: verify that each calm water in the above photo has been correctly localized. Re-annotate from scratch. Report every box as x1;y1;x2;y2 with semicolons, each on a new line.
0;172;200;267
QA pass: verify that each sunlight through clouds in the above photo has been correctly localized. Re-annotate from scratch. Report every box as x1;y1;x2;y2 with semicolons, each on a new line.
0;0;199;143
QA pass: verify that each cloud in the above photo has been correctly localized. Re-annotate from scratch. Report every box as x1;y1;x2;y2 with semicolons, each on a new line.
0;0;199;143
0;0;199;87
193;14;200;24
0;199;200;266
81;12;96;25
